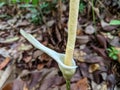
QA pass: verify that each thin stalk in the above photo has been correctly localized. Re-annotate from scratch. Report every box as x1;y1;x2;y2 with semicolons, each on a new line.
92;0;96;26
66;80;71;90
64;0;80;66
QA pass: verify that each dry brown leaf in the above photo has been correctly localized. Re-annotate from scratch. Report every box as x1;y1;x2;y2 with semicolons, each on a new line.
40;53;51;62
85;25;95;34
0;57;10;70
73;49;86;62
16;20;30;27
23;84;28;90
75;77;89;90
89;64;100;73
76;35;90;44
37;64;44;70
0;65;13;89
23;56;32;63
100;82;107;90
2;82;13;90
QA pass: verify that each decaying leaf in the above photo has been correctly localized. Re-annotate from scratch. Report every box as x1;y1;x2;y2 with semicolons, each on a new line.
100;82;107;90
0;48;10;57
96;34;107;49
23;84;28;90
0;36;19;43
2;82;13;90
0;65;12;89
89;64;100;73
18;44;33;51
85;25;95;34
75;77;89;90
76;35;90;44
101;20;118;31
15;20;30;27
73;49;86;62
46;20;55;27
0;57;10;70
91;81;102;90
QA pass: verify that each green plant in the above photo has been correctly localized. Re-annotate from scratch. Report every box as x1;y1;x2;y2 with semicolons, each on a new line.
0;2;5;8
109;20;120;25
19;0;58;25
107;47;119;60
20;0;80;89
29;7;43;25
64;0;80;89
20;29;77;90
79;1;86;13
92;0;96;26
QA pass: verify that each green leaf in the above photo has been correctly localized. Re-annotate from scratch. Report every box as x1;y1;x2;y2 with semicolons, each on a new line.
109;20;120;25
109;53;114;57
19;4;33;8
107;48;112;52
0;2;5;8
32;0;39;6
79;3;85;13
24;0;30;3
112;55;118;60
11;0;17;3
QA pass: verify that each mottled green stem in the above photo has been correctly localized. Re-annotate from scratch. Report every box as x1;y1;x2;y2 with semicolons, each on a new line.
66;80;71;90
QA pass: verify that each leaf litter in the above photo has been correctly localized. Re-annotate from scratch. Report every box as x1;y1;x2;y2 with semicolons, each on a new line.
0;0;120;90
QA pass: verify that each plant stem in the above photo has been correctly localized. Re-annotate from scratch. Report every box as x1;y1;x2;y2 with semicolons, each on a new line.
66;80;71;90
64;0;80;66
92;0;96;26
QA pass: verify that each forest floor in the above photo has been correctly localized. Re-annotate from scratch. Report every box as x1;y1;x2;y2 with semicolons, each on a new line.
0;0;120;90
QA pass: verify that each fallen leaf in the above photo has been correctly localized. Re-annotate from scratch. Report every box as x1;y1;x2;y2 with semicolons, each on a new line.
101;20;118;31
100;82;107;90
37;64;44;70
0;57;10;70
73;49;86;62
46;20;55;27
96;34;107;49
33;50;43;59
89;64;100;73
0;65;12;89
2;82;13;90
109;37;120;47
85;25;95;34
0;36;19;43
12;79;24;90
15;20;30;27
23;84;28;90
0;48;10;57
91;45;108;59
18;44;33;51
76;35;90;44
0;22;9;30
23;56;32;63
75;77;89;90
93;71;104;84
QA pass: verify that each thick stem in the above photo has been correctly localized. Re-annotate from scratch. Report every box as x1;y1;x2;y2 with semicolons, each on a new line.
64;0;80;66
